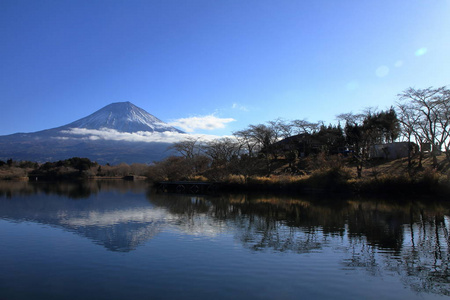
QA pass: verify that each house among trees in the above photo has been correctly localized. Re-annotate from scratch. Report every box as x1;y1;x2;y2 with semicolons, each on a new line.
147;86;449;181
274;131;345;159
369;142;418;160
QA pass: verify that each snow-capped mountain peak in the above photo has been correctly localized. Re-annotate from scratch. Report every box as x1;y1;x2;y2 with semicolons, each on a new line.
0;101;185;164
62;102;183;133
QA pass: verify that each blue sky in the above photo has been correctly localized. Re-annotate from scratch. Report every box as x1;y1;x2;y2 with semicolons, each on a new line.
1;0;449;136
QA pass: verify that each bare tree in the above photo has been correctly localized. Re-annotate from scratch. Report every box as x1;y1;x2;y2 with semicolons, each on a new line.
233;129;259;157
203;137;241;167
398;86;450;166
233;121;286;175
234;123;278;157
336;113;364;126
291;119;320;135
248;124;278;153
438;88;450;161
276;119;295;139
397;102;424;168
170;138;202;159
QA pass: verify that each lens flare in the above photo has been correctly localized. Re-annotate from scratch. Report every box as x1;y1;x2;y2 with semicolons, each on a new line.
346;81;359;91
415;47;427;56
375;66;389;77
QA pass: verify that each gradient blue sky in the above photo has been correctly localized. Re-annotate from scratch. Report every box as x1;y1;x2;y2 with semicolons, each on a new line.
1;0;449;136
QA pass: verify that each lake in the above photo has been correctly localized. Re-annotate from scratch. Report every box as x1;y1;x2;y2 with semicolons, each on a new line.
0;181;449;300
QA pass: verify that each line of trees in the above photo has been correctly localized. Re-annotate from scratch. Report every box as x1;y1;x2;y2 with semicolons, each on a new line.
0;157;150;180
148;86;449;181
2;86;447;183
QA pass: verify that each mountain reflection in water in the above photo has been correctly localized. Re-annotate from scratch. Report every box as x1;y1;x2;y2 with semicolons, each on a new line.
1;181;449;297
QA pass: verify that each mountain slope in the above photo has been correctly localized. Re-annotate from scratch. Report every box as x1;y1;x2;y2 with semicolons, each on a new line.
60;101;183;133
0;102;184;164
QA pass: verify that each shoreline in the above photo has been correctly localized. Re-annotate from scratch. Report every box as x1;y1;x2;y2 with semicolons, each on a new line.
1;170;449;200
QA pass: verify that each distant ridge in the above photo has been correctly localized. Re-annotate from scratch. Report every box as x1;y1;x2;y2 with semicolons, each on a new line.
0;102;184;164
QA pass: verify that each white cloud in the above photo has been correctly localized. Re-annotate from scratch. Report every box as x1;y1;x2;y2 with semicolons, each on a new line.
232;103;248;111
59;128;225;143
168;115;235;133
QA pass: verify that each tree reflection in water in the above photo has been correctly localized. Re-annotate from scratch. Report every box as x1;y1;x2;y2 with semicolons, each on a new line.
1;181;449;295
149;191;450;295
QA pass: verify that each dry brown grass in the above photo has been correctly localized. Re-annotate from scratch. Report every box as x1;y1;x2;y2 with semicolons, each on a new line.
187;175;209;182
362;153;450;178
219;153;450;197
0;167;29;180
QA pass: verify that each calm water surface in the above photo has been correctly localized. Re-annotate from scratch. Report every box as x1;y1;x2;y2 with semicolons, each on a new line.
1;181;449;299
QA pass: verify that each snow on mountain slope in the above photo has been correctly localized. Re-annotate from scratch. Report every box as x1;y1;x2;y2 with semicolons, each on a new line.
0;102;186;163
61;102;184;133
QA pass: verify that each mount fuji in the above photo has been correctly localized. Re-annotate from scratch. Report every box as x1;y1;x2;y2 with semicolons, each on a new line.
0;102;186;164
60;101;184;134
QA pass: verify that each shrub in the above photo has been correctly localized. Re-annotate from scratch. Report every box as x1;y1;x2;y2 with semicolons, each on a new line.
188;175;208;182
303;166;352;192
